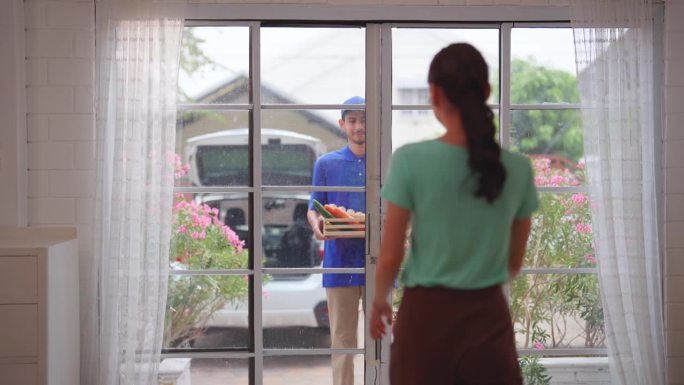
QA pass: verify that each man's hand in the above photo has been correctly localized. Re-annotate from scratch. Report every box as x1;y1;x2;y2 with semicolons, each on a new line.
312;216;327;240
308;209;332;240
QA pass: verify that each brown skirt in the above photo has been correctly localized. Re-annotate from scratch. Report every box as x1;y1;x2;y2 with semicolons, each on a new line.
390;285;522;385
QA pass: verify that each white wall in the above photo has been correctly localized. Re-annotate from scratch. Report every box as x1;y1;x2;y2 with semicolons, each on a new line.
23;0;95;256
8;0;684;384
0;0;27;226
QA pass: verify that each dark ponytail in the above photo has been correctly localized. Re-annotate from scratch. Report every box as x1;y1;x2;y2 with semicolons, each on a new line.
428;43;506;203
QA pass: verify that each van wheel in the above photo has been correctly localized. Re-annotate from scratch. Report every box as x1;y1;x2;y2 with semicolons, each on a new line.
314;301;330;329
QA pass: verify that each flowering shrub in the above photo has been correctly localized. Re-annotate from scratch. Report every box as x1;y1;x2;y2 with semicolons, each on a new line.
519;355;551;385
163;155;249;348
509;156;605;353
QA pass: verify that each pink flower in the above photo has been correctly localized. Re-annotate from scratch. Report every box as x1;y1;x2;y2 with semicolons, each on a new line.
533;341;544;351
534;158;552;173
178;225;187;234
550;175;566;186
571;193;588;206
194;214;211;228
534;177;548;186
174;153;190;178
191;231;200;239
575;223;592;234
584;254;597;264
198;231;206;240
221;225;244;251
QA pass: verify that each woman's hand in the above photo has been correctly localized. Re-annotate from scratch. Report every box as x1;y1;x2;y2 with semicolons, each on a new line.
370;297;393;340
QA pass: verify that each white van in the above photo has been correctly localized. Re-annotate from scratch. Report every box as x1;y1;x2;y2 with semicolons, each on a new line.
182;128;330;330
185;128;327;187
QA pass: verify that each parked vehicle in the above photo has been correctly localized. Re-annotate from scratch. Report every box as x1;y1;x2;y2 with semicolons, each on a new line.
185;128;326;187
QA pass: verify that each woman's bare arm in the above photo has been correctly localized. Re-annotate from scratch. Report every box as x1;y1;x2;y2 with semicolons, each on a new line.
508;218;532;279
370;202;410;339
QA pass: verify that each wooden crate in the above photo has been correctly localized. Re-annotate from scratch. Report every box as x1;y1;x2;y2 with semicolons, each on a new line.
322;217;365;238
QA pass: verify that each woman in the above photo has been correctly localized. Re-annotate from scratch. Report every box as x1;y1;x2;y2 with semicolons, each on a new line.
369;43;539;385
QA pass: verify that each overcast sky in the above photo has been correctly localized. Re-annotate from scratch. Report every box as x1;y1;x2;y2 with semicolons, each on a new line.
178;26;577;105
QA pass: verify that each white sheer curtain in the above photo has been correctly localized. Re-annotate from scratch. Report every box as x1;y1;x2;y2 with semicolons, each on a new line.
570;1;664;384
85;2;183;384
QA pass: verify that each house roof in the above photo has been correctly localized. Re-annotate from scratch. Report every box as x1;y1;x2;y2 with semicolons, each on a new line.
183;74;344;138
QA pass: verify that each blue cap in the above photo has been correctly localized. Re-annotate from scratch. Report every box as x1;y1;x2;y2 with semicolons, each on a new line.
341;96;365;119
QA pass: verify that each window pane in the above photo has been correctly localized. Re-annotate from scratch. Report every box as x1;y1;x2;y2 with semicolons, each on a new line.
510;273;605;350
392;28;500;105
391;109;443;151
260;188;365;264
519;356;610;385
171;192;250;270
261;194;324;269
260;110;348;186
510;109;584;167
178;27;250;104
527;193;595;268
176;110;250;187
511;28;579;105
264;354;364;385
176;358;249;385
391;109;499;152
261;273;364;350
261;27;365;104
164;275;250;350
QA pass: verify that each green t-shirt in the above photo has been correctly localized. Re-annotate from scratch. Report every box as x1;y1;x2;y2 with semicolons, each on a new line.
381;139;539;289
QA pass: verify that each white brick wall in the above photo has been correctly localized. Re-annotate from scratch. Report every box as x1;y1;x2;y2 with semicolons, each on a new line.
48;59;93;86
44;1;94;30
26;59;47;85
28;170;49;197
25;30;73;57
48;170;94;197
26;86;74;113
24;0;94;256
49;115;94;141
27;142;75;170
15;0;684;383
28;197;76;224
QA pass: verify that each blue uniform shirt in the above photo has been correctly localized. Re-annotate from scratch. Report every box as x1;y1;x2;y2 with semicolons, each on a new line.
309;145;366;287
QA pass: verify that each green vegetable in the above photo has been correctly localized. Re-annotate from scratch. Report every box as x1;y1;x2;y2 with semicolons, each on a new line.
312;199;334;219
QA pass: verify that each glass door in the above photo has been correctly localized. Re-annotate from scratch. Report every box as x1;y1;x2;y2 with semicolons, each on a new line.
165;22;375;385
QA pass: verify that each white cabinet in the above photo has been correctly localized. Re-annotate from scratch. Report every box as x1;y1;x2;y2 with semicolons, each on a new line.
0;227;79;385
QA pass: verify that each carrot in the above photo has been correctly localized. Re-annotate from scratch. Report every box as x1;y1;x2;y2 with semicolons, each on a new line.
325;204;365;231
324;204;353;219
